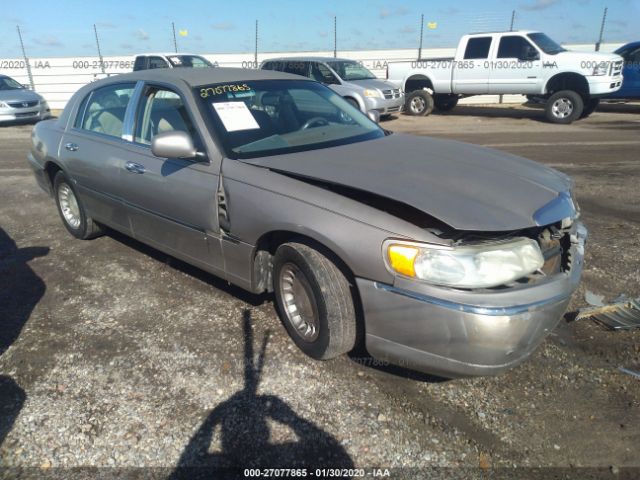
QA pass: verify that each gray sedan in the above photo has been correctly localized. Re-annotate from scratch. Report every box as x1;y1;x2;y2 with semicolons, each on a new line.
27;68;586;377
0;75;51;123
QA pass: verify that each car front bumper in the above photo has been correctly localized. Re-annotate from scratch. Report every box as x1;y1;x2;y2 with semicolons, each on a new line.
0;105;51;123
357;222;587;378
588;76;623;96
364;95;405;115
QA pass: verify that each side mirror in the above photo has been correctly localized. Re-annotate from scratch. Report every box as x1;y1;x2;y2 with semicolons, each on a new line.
151;131;198;159
521;48;540;61
367;110;380;123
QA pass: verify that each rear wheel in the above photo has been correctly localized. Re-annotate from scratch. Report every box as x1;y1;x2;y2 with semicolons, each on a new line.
53;171;102;239
580;98;600;118
545;90;584;124
404;90;434;116
433;94;459;112
273;242;356;360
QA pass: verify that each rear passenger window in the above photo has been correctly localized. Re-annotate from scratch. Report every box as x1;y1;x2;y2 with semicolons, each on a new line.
134;87;201;148
464;37;492;59
148;56;169;69
133;56;147;71
81;84;135;138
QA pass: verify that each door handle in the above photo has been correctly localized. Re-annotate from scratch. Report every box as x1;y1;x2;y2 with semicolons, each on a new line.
125;161;145;174
64;143;79;152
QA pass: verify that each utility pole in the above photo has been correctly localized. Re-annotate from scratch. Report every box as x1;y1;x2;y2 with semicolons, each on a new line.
172;22;178;53
254;20;258;68
93;24;106;74
418;13;424;60
333;16;337;57
16;25;34;90
595;7;607;51
509;10;516;31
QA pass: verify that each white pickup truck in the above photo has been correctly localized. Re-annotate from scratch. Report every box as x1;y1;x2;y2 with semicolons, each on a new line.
387;31;623;123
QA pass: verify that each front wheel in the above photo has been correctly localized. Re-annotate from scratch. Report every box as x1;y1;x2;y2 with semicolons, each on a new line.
545;90;584;124
404;90;434;116
273;242;356;360
53;171;102;239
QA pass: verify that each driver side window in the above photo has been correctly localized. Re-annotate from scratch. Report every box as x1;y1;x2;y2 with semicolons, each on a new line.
134;87;201;149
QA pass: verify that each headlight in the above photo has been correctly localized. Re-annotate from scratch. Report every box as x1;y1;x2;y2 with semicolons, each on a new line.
363;89;382;98
592;63;608;76
385;238;544;289
0;101;9;108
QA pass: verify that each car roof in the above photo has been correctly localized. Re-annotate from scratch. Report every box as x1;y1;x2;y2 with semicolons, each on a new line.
90;67;308;89
263;56;356;63
616;41;640;51
135;52;205;57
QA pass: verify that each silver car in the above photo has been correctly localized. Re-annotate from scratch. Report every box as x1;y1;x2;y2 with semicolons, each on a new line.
0;75;51;124
261;57;404;117
27;68;586;377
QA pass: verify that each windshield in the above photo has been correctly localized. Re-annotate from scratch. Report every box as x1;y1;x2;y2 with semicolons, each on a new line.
325;61;377;81
0;76;24;91
527;33;566;55
197;80;384;159
167;55;213;68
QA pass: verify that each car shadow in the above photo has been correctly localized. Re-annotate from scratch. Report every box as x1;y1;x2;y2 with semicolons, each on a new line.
170;310;353;479
434;104;550;122
0;228;49;446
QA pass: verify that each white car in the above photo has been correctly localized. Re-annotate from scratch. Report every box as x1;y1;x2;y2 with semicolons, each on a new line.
132;53;214;71
0;75;51;124
387;31;623;123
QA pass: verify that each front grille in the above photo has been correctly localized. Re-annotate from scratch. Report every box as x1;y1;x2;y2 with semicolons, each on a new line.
382;88;402;99
7;100;38;108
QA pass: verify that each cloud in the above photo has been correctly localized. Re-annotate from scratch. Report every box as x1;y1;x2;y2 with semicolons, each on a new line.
380;6;410;19
520;0;560;11
571;22;585;29
95;21;116;29
318;31;328;38
398;25;416;34
120;43;134;50
133;28;149;41
609;19;628;27
33;36;63;47
351;28;362;36
440;7;459;15
211;22;235;30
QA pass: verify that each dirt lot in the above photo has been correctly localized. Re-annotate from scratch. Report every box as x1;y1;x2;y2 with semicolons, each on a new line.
1;103;639;479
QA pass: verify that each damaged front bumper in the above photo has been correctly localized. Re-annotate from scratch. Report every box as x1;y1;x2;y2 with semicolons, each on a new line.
358;222;587;378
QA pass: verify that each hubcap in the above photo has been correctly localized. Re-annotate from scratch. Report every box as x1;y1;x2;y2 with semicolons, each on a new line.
552;98;574;118
279;263;319;342
410;96;426;113
58;183;81;229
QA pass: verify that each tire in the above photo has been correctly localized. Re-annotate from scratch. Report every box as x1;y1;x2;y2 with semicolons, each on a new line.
345;97;361;111
53;171;102;239
273;241;356;360
580;98;600;118
404;90;434;116
545;90;584;124
433;94;459;111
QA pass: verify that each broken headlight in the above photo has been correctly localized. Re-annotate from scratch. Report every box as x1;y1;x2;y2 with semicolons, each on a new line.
385;238;544;289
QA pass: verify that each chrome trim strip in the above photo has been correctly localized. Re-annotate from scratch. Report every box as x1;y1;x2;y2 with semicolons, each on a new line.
373;282;569;316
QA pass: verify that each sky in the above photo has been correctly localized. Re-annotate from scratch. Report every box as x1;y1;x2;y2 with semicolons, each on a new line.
1;0;638;58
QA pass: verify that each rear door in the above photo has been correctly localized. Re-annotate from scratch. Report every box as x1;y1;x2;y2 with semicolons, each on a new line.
488;35;542;94
452;36;493;94
59;82;136;232
117;84;223;272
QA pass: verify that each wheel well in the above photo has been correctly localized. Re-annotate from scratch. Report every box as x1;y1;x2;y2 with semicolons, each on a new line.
253;230;365;346
545;73;589;98
44;161;62;191
404;75;433;93
343;96;361;109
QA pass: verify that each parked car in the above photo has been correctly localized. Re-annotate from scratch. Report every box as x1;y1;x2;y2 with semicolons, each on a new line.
387;31;623;123
261;57;404;118
27;68;587;378
133;53;214;71
0;75;51;124
603;41;640;99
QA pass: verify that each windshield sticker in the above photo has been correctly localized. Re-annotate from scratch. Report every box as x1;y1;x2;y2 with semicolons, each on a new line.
213;101;260;132
200;84;251;98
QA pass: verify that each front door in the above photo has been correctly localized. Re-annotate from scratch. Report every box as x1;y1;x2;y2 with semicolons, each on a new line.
119;85;223;273
488;35;542;95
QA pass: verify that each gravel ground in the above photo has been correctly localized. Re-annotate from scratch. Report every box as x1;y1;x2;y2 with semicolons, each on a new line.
1;102;639;479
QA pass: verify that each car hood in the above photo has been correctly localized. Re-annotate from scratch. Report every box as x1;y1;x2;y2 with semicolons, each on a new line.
343;78;397;91
246;134;574;232
0;89;42;103
557;51;622;63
